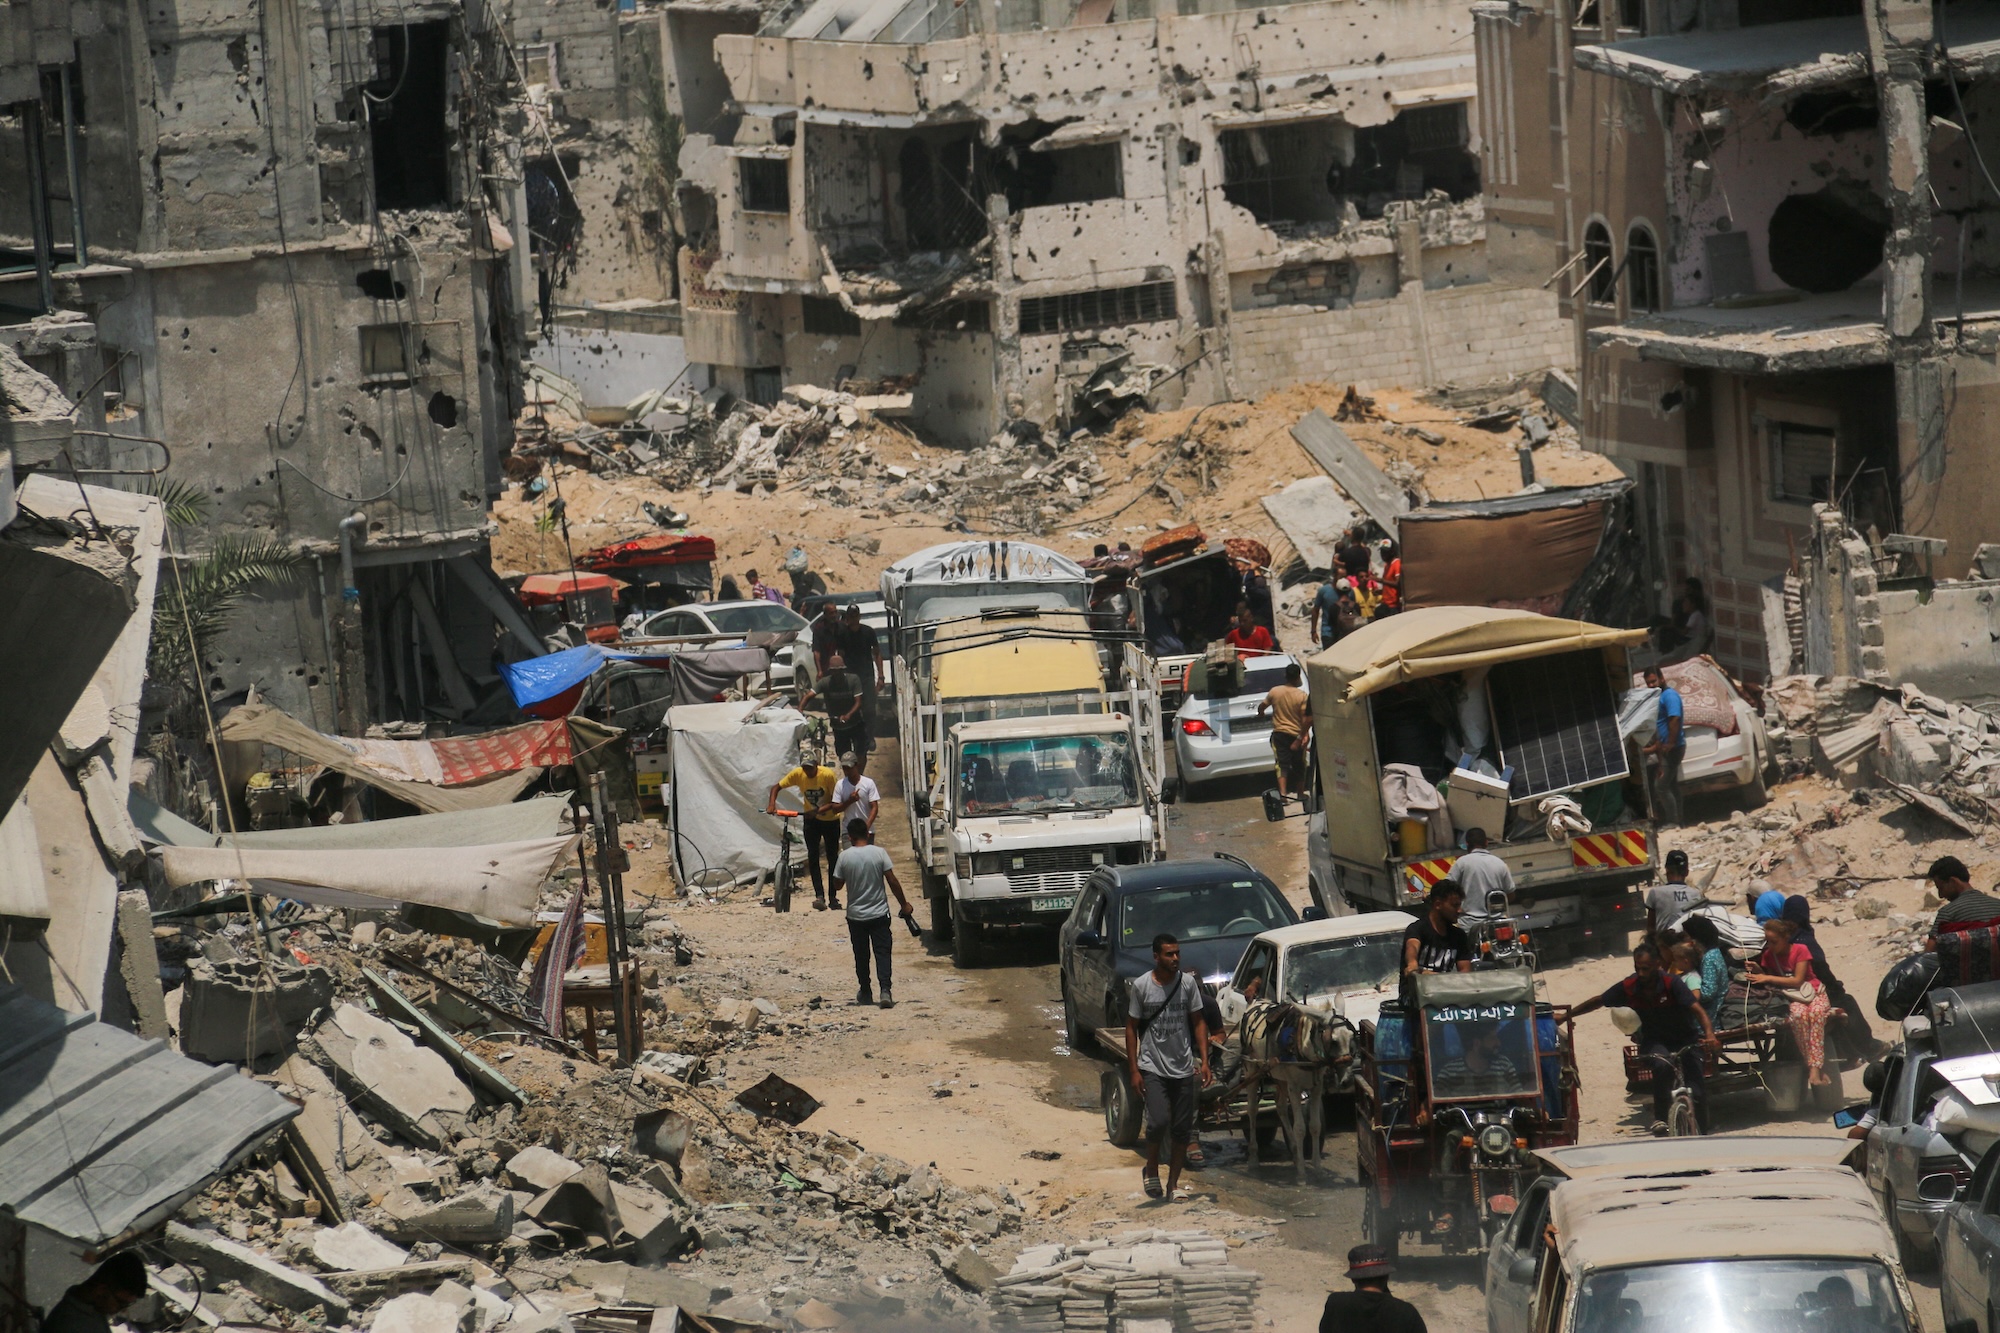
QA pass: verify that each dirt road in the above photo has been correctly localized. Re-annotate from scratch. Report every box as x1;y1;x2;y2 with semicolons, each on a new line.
628;738;1951;1331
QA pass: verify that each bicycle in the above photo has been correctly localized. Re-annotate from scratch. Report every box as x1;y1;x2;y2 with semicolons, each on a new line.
771;809;802;913
1659;1040;1711;1137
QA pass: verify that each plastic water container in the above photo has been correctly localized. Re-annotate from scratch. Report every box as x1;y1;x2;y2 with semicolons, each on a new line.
1397;819;1428;857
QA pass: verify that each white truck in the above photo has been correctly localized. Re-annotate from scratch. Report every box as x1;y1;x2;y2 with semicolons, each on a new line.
880;542;1167;965
1294;606;1660;962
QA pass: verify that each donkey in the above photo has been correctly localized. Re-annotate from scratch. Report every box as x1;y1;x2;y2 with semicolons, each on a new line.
1237;999;1355;1174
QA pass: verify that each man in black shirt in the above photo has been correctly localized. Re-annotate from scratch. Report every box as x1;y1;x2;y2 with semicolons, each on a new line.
1558;941;1718;1134
1927;854;2000;948
1320;1245;1427;1333
805;654;867;761
836;606;884;751
1401;881;1473;978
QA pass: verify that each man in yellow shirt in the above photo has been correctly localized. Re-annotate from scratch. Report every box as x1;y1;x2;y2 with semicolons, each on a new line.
767;756;844;909
1255;661;1312;801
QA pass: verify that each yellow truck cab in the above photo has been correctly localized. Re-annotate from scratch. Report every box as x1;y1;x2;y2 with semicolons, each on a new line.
1302;607;1655;961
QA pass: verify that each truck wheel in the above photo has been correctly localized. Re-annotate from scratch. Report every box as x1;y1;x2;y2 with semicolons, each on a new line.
951;903;983;967
1102;1068;1142;1147
1063;984;1094;1054
923;873;953;940
1765;1061;1808;1113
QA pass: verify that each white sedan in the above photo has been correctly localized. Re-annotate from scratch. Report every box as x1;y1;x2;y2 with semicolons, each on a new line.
1171;652;1296;792
634;600;810;688
1639;657;1772;803
1217;914;1412;1086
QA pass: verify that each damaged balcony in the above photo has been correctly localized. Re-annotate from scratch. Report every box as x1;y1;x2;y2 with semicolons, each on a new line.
804;120;997;315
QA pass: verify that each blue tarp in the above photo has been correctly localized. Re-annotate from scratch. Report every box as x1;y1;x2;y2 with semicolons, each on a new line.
502;644;610;708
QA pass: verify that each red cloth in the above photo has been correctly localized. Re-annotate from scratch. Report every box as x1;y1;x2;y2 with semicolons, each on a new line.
1226;626;1275;652
1757;941;1818;985
428;720;574;784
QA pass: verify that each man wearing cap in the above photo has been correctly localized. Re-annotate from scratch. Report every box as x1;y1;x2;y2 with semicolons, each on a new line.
1319;1244;1427;1333
1645;850;1704;938
1926;856;2000;949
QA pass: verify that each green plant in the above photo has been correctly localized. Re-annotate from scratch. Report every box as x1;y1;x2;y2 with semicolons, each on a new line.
145;482;309;699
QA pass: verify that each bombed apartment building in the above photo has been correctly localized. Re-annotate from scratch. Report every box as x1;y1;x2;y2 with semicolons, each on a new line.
0;0;537;731
1475;0;2000;684
662;0;1573;445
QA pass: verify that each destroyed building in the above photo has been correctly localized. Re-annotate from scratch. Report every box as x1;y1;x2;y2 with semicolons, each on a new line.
661;0;1575;444
1;0;538;730
1475;0;2000;684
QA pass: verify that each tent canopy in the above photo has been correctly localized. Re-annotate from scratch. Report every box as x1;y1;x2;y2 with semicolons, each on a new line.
668;701;806;884
1307;607;1648;703
142;795;577;924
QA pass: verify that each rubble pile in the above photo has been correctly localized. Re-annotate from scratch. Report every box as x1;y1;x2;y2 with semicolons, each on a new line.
132;862;1030;1333
991;1230;1261;1333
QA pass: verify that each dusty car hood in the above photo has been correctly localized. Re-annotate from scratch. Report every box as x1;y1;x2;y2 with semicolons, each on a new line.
955;809;1151;851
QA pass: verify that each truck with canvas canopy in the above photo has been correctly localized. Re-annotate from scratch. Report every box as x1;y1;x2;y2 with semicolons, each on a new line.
1290;607;1657;960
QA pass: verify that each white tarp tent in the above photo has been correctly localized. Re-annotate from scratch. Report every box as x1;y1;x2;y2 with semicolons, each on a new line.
667;700;805;885
146;795;576;925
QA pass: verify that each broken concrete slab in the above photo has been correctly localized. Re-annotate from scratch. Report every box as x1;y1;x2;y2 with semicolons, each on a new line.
381;1186;516;1245
504;1145;583;1193
112;889;169;1039
278;1054;384;1213
707;998;762;1033
1290;409;1409;539
163;1222;351;1319
607;1180;692;1262
369;1292;472;1333
525;1163;623;1247
1259;475;1357;575
939;1244;1001;1292
362;965;527;1106
312;1221;409;1272
312;1002;475;1150
323;1260;475;1302
431;1280;512;1332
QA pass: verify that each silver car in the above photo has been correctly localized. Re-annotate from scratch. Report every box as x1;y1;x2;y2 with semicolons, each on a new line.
1867;1025;1981;1271
633;599;810;689
1170;652;1295;792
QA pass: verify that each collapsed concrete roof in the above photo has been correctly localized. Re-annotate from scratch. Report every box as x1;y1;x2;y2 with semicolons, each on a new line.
1572;2;2000;98
1585;283;1906;373
0;983;298;1249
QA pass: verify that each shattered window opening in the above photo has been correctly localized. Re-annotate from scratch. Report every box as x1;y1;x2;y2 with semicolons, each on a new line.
1627;223;1661;312
1582;222;1616;305
1001;141;1123;210
1221;105;1478;229
360;324;411;378
518;42;560;90
1768;420;1842;505
747;367;784;406
740;157;791;213
1019;281;1177;336
364;21;452;211
802;296;862;336
897;299;993;332
898;134;990;251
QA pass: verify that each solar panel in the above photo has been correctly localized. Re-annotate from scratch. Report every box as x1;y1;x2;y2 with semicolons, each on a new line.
1486;650;1630;801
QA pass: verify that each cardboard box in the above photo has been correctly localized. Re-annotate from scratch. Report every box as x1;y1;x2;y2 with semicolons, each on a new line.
1445;767;1511;838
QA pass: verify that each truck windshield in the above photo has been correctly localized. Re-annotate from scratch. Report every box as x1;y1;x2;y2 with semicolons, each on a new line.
1576;1259;1908;1332
957;734;1135;814
1283;934;1404;1001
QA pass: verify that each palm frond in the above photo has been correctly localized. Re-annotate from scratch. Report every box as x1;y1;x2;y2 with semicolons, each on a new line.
140;478;211;529
148;538;311;693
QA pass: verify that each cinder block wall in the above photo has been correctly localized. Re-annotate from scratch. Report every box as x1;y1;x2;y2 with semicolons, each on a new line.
1226;283;1573;396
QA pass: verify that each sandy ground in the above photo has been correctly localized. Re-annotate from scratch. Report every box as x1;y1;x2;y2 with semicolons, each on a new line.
491;383;1623;587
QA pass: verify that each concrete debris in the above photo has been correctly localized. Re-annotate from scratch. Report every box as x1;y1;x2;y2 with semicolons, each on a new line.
368;1292;473;1333
311;1002;478;1150
163;1222;353;1320
313;1222;411;1272
380;1187;516;1246
992;1229;1261;1333
178;958;334;1063
1764;673;2000;829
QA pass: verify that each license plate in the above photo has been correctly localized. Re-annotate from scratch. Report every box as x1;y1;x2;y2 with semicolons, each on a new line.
1034;895;1077;913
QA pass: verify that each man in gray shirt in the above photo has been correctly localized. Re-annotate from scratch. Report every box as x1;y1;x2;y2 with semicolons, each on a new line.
1126;933;1212;1202
1451;828;1513;901
831;819;916;1009
1645;849;1704;937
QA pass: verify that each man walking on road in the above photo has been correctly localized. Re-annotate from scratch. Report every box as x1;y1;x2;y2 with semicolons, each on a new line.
766;756;843;910
830;818;916;1009
1127;933;1211;1203
1319;1245;1427;1333
805;653;868;759
1642;665;1685;827
838;606;885;750
1255;662;1312;801
831;752;881;835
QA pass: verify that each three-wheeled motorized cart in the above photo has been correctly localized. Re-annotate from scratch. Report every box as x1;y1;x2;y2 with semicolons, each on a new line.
1353;969;1580;1256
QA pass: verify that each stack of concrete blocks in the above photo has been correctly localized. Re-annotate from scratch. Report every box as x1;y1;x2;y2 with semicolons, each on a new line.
992;1230;1260;1333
